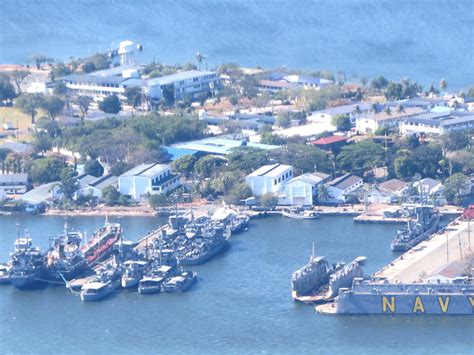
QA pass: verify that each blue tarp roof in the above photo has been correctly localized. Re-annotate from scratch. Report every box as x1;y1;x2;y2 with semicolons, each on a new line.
163;146;199;161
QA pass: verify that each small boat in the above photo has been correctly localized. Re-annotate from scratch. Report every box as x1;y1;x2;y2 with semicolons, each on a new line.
282;209;320;220
121;260;148;290
80;280;119;302
0;263;11;285
138;276;165;294
162;271;197;293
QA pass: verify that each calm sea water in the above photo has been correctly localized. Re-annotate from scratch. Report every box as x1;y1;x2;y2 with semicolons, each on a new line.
1;0;473;90
0;215;472;354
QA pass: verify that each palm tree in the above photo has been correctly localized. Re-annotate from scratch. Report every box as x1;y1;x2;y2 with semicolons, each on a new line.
384;106;392;116
352;105;362;117
371;102;379;114
397;104;405;114
317;183;329;203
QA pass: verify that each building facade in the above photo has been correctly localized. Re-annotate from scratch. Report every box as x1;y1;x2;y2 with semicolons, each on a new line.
245;163;293;196
118;163;180;200
0;173;28;195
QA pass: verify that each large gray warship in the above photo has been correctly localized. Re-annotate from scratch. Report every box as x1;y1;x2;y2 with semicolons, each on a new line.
322;278;474;315
327;256;367;298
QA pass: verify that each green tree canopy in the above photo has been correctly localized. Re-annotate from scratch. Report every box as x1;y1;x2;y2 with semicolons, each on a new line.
443;173;470;205
84;159;104;177
332;114;352;131
28;156;67;184
172;154;198;176
15;93;45;124
41;95;65;120
337;140;384;176
99;95;121;114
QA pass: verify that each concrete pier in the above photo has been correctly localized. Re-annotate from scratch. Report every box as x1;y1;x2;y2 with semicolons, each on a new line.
374;218;473;283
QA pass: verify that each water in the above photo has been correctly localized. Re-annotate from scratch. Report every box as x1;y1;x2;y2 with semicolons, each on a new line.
0;215;472;354
1;0;473;90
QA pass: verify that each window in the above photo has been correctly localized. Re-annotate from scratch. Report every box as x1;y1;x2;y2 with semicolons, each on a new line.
274;179;277;185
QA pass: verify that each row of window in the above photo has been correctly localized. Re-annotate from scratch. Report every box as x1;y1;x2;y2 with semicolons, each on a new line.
273;170;293;185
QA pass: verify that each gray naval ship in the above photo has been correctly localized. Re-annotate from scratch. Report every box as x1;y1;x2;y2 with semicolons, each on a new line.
331;278;474;315
327;256;367;298
390;206;440;252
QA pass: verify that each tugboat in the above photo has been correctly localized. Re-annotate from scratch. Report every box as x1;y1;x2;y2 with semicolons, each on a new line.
9;234;47;290
390;206;440;252
282;208;320;220
45;223;88;283
162;271;197;293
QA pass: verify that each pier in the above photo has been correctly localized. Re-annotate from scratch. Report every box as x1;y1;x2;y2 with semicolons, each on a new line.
374;217;473;283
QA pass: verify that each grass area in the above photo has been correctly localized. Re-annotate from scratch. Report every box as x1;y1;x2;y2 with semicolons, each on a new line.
0;107;35;143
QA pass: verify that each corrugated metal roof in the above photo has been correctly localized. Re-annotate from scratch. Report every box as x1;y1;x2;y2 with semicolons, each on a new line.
147;70;216;86
0;173;28;184
329;173;362;191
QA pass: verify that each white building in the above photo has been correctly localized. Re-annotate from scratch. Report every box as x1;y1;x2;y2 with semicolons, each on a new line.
281;172;330;206
0;173;28;195
326;173;363;204
355;107;425;134
245;163;293;196
75;174;118;200
367;179;408;204
145;70;219;101
308;102;371;124
283;75;333;90
118;163;180;200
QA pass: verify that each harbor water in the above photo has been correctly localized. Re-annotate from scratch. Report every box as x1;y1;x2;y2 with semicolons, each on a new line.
1;0;473;90
0;215;472;354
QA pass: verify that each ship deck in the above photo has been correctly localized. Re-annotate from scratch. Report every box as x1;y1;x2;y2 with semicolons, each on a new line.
373;218;473;283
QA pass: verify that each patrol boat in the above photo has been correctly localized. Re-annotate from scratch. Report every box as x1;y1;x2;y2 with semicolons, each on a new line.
9;235;47;290
390;206;440;252
320;278;474;315
162;271;197;293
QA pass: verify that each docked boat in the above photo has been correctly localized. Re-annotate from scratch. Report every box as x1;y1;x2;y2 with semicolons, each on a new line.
138;276;165;294
291;244;344;302
81;218;121;264
0;263;11;285
80;264;121;302
121;260;149;289
327;256;367;299
282;209;320;220
211;204;250;235
162;271;197;293
178;227;230;266
390;206;440;252
9;235;47;290
45;224;88;282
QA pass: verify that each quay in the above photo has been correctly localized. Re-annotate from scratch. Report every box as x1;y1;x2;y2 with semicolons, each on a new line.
373;217;473;283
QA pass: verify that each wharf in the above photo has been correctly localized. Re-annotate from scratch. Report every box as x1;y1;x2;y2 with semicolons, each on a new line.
353;215;410;224
373;218;473;283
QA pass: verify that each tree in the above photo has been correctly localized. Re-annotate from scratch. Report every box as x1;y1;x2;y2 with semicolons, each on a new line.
28;157;66;184
332;114;352;131
260;192;278;207
103;185;120;206
194;156;225;178
148;194;169;208
124;86;142;116
219;120;243;139
172;154;197;176
276;112;292;128
384;82;403;100
371;102;380;114
32;131;53;154
28;54;53;70
441;130;471;152
337;140;385;176
15;93;45;124
60;167;79;201
384;106;392;116
161;84;175;107
352;105;362;116
317;183;329;203
75;95;93;120
370;76;389;91
439;79;447;92
53;82;68;96
99;95;121;114
84;159;104;177
0;78;16;102
41;95;65;120
10;70;29;94
443;173;470;205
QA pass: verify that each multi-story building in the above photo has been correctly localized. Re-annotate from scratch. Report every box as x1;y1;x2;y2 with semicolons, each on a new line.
0;173;28;195
118;163;180;200
245;163;293;196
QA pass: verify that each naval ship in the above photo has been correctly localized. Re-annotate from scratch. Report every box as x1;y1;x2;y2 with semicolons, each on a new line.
327;278;474;315
390;206;440;252
81;218;122;264
291;245;344;300
327;256;367;298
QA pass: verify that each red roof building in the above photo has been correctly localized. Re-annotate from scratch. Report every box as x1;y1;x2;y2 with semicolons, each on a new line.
308;135;348;149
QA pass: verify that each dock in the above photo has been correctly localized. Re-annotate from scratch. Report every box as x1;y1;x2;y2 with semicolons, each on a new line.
373;218;473;283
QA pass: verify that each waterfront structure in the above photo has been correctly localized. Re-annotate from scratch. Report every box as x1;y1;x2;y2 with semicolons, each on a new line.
281;172;330;205
245;163;293;196
145;70;219;101
19;181;63;212
0;173;28;195
118;163;180;200
324;279;474;315
367;179;408;204
75;174;118;200
326;173;363;204
174;137;279;156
